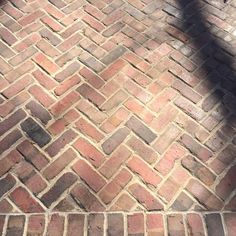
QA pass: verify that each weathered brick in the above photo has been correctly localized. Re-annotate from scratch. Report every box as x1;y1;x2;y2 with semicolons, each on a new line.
77;83;105;107
126;116;157;144
0;174;16;198
10;187;44;213
127;156;161;187
67;214;85;236
205;214;224;236
87;214;104;236
17;140;49;170
73;160;106;192
26;100;51;125
43;148;76;180
167;214;185;236
21;118;51;147
102;127;130;154
107;214;124;236
47;214;65;236
129;183;164;210
6;216;25;236
27;215;45;236
46;129;77;157
41;172;77;207
0;129;22;155
71;183;105;211
128;213;144;235
73;137;105;167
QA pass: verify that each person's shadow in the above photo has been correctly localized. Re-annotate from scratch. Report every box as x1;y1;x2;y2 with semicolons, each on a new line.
164;0;236;210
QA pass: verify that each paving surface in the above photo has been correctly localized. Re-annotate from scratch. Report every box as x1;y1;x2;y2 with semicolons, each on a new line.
0;0;236;235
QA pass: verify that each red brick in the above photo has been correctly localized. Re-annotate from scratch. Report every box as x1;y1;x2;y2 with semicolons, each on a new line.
29;85;55;107
205;214;225;236
50;91;80;116
0;27;17;45
33;53;59;75
73;137;105;167
129;183;163;210
71;183;105;211
0;174;16;198
77;99;107;125
47;214;65;236
0;199;13;213
75;117;104;142
0;129;22;155
32;69;57;90
155;143;187;176
46;129;77;157
25;173;47;194
41;15;63;32
87;214;104;236
99;169;132;204
99;145;131;178
10;187;44;213
128;213;144;235
54;74;81;95
19;10;44;26
79;67;104;89
186;213;205;236
77;83;105;106
186;179;223;210
73;159;106;192
67;214;85;236
0;109;26;136
179;134;212;162
27;215;45;236
43;148;76;180
167;214;185;236
5;61;34;83
127;156;161;187
224;213;236;236
17;140;49;170
107;214;124;236
216;165;236;200
6;215;25;236
147;214;164;236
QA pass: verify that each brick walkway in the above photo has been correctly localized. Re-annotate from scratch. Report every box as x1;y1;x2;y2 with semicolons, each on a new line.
0;0;236;235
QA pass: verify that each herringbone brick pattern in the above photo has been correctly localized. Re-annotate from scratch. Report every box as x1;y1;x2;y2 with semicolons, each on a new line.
0;0;236;234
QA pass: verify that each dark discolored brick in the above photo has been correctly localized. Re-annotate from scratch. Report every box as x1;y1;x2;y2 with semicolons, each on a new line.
21;118;51;147
126;116;157;144
0;174;16;198
205;214;224;236
41;172;77;207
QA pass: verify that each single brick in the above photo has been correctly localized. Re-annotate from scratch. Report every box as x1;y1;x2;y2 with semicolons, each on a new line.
107;214;124;236
126;116;157;144
21;118;51;147
73;160;106;192
101;46;126;65
41;172;77;207
26;101;52;125
9;186;44;213
102;127;130;154
0;174;16;198
205;214;224;236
